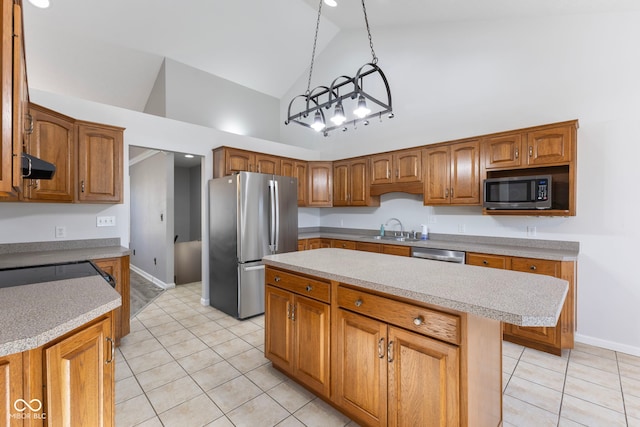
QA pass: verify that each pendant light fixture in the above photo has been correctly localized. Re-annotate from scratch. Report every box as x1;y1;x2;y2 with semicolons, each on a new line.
285;0;393;136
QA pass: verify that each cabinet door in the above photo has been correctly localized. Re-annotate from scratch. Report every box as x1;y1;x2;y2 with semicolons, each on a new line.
349;158;369;206
93;257;130;344
281;158;294;177
335;309;387;427
394;149;422;183
77;122;123;203
45;317;114;427
294;161;307;206
0;352;24;427
24;106;75;202
423;146;450;205
307;238;331;249
382;244;411;257
482;134;523;169
254;153;281;175
297;239;307;251
387;326;459;427
225;148;254;173
526;125;572;165
293;295;330;397
0;0;13;195
307;162;332;207
265;285;294;372
356;242;382;253
450;140;480;205
370;154;392;185
332;161;350;206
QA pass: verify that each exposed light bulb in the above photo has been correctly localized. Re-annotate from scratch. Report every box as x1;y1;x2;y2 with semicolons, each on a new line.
330;102;346;126
28;0;50;8
310;110;325;132
324;0;337;7
353;94;370;118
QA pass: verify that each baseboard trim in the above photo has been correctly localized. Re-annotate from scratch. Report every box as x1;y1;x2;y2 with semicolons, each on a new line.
130;265;175;290
575;333;640;357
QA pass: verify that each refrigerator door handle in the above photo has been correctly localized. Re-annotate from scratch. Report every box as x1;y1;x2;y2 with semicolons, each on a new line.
268;180;276;252
243;265;265;272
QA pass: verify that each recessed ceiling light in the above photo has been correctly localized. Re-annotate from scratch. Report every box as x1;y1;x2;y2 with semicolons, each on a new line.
28;0;50;8
324;0;337;7
184;154;194;158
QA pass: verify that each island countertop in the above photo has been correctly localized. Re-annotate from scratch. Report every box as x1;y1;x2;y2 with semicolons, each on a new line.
263;248;568;327
0;277;121;357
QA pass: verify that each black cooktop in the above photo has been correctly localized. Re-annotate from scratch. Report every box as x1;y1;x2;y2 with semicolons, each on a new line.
0;261;115;290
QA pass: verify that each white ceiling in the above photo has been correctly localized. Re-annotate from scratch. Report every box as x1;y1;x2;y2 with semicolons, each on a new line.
23;0;640;113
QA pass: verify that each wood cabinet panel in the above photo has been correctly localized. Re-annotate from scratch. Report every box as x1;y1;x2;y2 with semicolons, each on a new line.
527;126;572;166
483;133;523;170
424;140;480;206
355;242;382;253
254;153;281;175
0;352;23;427
466;252;510;270
307;238;331;250
23;105;75;202
265;285;293;369
293;161;307;206
333;157;376;207
45;316;114;427
225;147;254;173
370;154;392;185
331;239;356;250
332;161;349;206
93;256;130;344
0;0;14;195
307;162;332;207
382;244;411;257
76;121;123;203
10;2;25;194
370;149;421;186
423;145;451;205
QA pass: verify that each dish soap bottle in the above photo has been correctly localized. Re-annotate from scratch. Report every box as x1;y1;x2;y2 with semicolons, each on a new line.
420;224;429;240
379;224;385;236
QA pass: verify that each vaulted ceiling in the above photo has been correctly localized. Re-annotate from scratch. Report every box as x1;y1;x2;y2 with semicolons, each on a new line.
23;0;640;112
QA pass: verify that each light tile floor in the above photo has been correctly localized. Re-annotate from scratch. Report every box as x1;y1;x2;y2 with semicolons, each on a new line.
116;282;640;426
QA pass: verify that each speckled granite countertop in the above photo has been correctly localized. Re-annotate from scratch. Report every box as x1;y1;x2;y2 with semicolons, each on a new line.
0;238;130;269
263;248;568;327
298;229;579;261
0;277;121;356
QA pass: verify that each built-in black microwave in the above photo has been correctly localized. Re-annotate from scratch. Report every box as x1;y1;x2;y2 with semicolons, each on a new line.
483;175;552;209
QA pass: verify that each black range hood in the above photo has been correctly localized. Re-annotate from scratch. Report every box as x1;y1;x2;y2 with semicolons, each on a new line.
21;153;56;180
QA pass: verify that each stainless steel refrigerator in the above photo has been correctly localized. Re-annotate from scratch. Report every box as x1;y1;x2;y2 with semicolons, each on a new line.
208;172;298;319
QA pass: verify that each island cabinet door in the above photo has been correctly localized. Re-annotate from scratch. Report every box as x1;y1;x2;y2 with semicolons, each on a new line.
0;352;23;427
44;316;114;427
335;309;388;427
265;285;294;372
387;326;459;427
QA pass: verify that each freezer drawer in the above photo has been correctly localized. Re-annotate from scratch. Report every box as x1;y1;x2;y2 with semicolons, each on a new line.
238;261;265;319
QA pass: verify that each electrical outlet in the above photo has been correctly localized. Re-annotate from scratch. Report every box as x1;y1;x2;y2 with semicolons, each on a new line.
97;216;116;227
527;226;537;237
458;224;466;233
429;216;437;224
55;226;66;239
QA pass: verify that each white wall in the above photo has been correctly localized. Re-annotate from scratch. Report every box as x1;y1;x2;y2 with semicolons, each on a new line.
279;10;640;355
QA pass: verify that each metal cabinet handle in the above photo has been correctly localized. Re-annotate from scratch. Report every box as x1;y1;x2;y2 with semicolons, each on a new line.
291;303;296;322
413;316;423;326
450;188;454;198
25;113;33;134
483;260;488;265
274;276;281;282
355;299;363;307
286;302;291;319
529;146;533;157
395;169;399;178
81;180;85;193
105;337;115;364
515;147;519;159
378;338;385;359
387;340;394;363
530;265;537;271
444;188;449;198
305;285;313;292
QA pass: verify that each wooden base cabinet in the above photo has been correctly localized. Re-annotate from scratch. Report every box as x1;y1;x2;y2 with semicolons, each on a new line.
0;352;23;427
93;256;130;345
265;269;331;397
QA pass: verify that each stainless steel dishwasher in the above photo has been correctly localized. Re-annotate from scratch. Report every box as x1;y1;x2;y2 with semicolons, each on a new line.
411;246;466;264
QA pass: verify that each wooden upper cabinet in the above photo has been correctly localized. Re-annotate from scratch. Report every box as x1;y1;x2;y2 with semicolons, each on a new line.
76;121;123;203
254;153;281;175
24;105;75;202
281;157;294;177
424;140;480;206
307;161;332;207
526;125;573;166
294;161;307;206
333;157;377;207
225;147;254;173
483;133;523;170
370;149;421;185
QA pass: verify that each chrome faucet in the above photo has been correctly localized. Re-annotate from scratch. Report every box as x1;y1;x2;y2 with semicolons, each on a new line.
385;217;404;236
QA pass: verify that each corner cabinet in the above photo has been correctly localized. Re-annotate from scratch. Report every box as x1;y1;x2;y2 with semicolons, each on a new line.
423;140;480;206
467;252;576;355
265;268;331;397
76;121;124;203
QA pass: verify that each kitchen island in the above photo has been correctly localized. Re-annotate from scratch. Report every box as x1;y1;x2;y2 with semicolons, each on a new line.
262;248;569;427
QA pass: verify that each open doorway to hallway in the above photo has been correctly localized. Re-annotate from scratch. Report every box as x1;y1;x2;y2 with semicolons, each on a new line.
129;146;203;288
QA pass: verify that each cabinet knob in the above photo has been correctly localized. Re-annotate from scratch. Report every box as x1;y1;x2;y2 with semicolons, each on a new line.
81;180;85;193
413;316;424;326
355;299;363;307
530;265;537;271
274;276;281;282
483;260;488;265
306;284;313;292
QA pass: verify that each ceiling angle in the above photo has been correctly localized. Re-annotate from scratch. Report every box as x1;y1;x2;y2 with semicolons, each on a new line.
285;0;393;137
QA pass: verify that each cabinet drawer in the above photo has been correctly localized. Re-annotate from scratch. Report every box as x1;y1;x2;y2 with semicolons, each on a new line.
511;257;559;277
331;239;356;250
337;285;460;345
266;268;330;303
466;253;510;269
